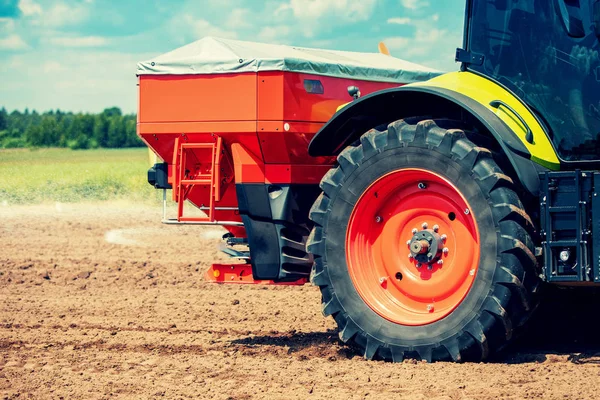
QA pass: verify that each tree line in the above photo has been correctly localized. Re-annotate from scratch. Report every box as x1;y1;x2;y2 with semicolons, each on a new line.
0;107;143;150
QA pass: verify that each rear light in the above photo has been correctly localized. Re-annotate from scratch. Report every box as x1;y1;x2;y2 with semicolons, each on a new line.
304;79;324;94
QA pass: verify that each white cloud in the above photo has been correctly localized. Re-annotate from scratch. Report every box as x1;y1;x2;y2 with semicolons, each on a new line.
171;15;238;43
383;36;410;49
42;61;65;73
18;0;42;17
384;27;448;57
275;0;378;38
226;8;252;30
47;36;110;47
383;15;462;71
188;17;237;39
0;17;16;33
33;2;90;27
0;34;29;50
258;26;291;43
401;0;429;10
387;17;412;25
286;0;378;21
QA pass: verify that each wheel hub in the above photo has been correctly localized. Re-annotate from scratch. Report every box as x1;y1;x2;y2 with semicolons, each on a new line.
408;228;446;265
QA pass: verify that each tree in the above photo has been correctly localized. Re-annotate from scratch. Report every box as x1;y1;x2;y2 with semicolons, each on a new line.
106;115;126;147
57;114;72;147
29;110;42;130
124;117;140;147
40;115;59;146
103;107;122;118
8;110;22;132
0;107;140;149
93;113;110;147
25;124;43;146
0;107;7;131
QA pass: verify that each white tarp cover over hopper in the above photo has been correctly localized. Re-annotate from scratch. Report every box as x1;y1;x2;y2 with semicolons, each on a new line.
137;37;442;84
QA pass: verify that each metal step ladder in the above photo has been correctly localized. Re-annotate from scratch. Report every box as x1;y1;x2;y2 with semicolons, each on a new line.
540;171;594;282
173;136;223;223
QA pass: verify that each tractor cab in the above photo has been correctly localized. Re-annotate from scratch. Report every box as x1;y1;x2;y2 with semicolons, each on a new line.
462;0;600;161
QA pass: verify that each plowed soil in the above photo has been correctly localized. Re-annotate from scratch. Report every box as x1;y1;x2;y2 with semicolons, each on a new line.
1;202;600;399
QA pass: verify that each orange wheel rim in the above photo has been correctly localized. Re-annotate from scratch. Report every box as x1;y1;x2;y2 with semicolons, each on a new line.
345;169;480;326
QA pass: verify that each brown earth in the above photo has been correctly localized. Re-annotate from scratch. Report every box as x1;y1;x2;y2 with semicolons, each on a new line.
1;202;600;400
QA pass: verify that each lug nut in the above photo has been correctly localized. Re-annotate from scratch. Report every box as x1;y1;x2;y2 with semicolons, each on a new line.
375;216;382;223
406;240;412;246
412;228;418;234
443;247;449;255
441;234;448;241
427;264;433;271
416;263;422;269
433;224;439;232
437;260;444;265
422;222;428;229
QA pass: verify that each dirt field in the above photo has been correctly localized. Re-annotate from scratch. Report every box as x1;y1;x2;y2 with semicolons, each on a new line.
1;202;600;399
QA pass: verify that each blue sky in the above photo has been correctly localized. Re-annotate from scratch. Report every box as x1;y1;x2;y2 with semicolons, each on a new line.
0;0;465;113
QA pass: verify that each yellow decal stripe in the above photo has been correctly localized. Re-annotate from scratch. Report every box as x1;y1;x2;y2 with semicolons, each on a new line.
412;72;560;170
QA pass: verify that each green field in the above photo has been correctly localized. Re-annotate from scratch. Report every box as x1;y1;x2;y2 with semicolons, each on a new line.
0;148;160;204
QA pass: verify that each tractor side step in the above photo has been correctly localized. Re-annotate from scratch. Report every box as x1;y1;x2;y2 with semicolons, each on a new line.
540;171;600;283
204;264;307;285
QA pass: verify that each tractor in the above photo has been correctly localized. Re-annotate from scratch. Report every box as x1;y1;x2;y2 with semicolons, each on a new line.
138;0;600;362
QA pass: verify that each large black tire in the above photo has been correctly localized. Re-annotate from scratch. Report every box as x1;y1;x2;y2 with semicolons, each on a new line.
307;118;540;362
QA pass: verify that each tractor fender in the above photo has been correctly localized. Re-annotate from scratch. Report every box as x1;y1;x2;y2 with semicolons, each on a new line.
308;85;547;196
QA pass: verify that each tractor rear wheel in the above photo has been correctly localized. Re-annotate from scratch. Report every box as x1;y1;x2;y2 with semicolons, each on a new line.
308;118;539;362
